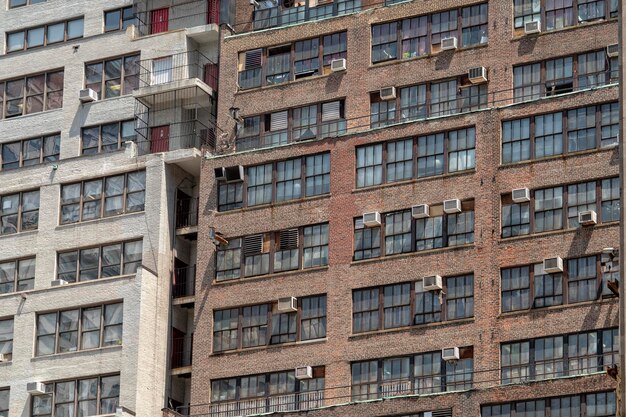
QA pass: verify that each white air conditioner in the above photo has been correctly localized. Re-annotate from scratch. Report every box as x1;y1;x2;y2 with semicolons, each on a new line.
379;86;396;100
27;382;47;395
295;366;313;379
214;167;227;181
578;210;597;226
441;37;458;50
441;347;460;361
330;58;347;72
524;20;541;34
277;296;297;312
51;279;68;287
443;199;461;214
224;165;244;182
362;212;381;227
79;88;98;103
412;204;429;219
607;44;619;58
543;257;563;273
0;353;6;362
512;188;530;203
468;67;487;84
423;275;443;291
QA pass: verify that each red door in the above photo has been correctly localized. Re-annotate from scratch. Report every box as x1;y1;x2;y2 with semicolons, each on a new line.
150;125;170;153
151;8;169;34
208;0;220;24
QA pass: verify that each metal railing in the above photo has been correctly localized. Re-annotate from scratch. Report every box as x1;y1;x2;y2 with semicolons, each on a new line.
136;120;216;156
138;50;218;92
249;0;361;31
207;391;325;417
176;197;199;229
171;335;194;369
135;0;219;36
173;265;196;298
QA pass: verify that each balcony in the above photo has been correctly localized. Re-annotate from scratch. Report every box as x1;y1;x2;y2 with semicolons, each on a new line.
134;0;219;41
172;265;196;305
208;391;325;417
171;335;193;376
176;197;199;229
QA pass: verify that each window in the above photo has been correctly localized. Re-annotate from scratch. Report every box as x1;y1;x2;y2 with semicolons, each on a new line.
237;101;345;151
1;134;60;171
217;153;330;211
351;348;473;400
210;368;325;413
31;375;120;417
238;32;347;89
513;0;616;32
60;171;146;224
9;0;45;8
356;127;476;188
352;275;474;333
0;318;13;361
384;211;412;255
81;120;136;154
213;295;326;352
501;254;610;312
36;303;123;356
57;240;142;283
1;190;40;235
353;218;381;261
501;178;619;237
371;4;487;63
482;391;616;417
215;223;328;281
7;18;83;52
501;329;617;384
0;389;7;417
0;70;63;119
371;80;486;127
502;102;619;163
104;7;136;32
0;257;35;294
85;54;140;100
513;50;613;102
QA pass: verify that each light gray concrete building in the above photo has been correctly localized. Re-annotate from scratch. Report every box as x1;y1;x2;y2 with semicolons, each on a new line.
0;1;218;416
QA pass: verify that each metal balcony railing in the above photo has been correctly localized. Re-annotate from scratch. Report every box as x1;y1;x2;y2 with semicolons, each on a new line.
176;197;199;229
173;265;196;298
136;120;216;155
135;0;219;37
171;335;194;369
207;390;325;417
138;50;218;92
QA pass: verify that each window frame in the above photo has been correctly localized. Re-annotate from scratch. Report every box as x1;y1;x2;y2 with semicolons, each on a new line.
104;6;136;32
0;256;36;295
0;189;40;235
6;17;84;53
81;120;137;155
513;0;617;32
0;133;60;171
0;69;64;119
84;53;140;100
482;391;616;417
9;0;46;8
212;295;327;353
352;274;474;334
0;317;14;362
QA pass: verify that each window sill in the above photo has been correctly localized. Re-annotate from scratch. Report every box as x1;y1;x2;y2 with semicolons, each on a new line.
0;274;135;300
348;317;475;340
235;72;333;95
56;211;145;230
351;243;474;266
499;145;617;169
0;229;38;240
498;296;618;319
0;107;63;123
213;265;329;286
215;193;331;215
369;43;488;69
210;337;327;357
498;221;618;243
351;169;475;194
0;359;11;367
511;17;617;42
31;344;123;362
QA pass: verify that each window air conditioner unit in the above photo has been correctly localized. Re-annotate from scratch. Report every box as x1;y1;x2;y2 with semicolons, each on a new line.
295;366;313;379
214;167;227;181
27;382;47;395
330;58;347;72
441;347;460;361
543;257;563;273
0;353;6;362
524;20;541;34
277;296;297;312
578;210;597;226
607;44;619;58
412;204;429;219
379;86;396;100
511;188;530;203
362;212;381;227
468;67;487;84
79;88;98;103
423;275;443;291
441;37;458;50
224;165;244;182
443;199;461;214
51;279;68;287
